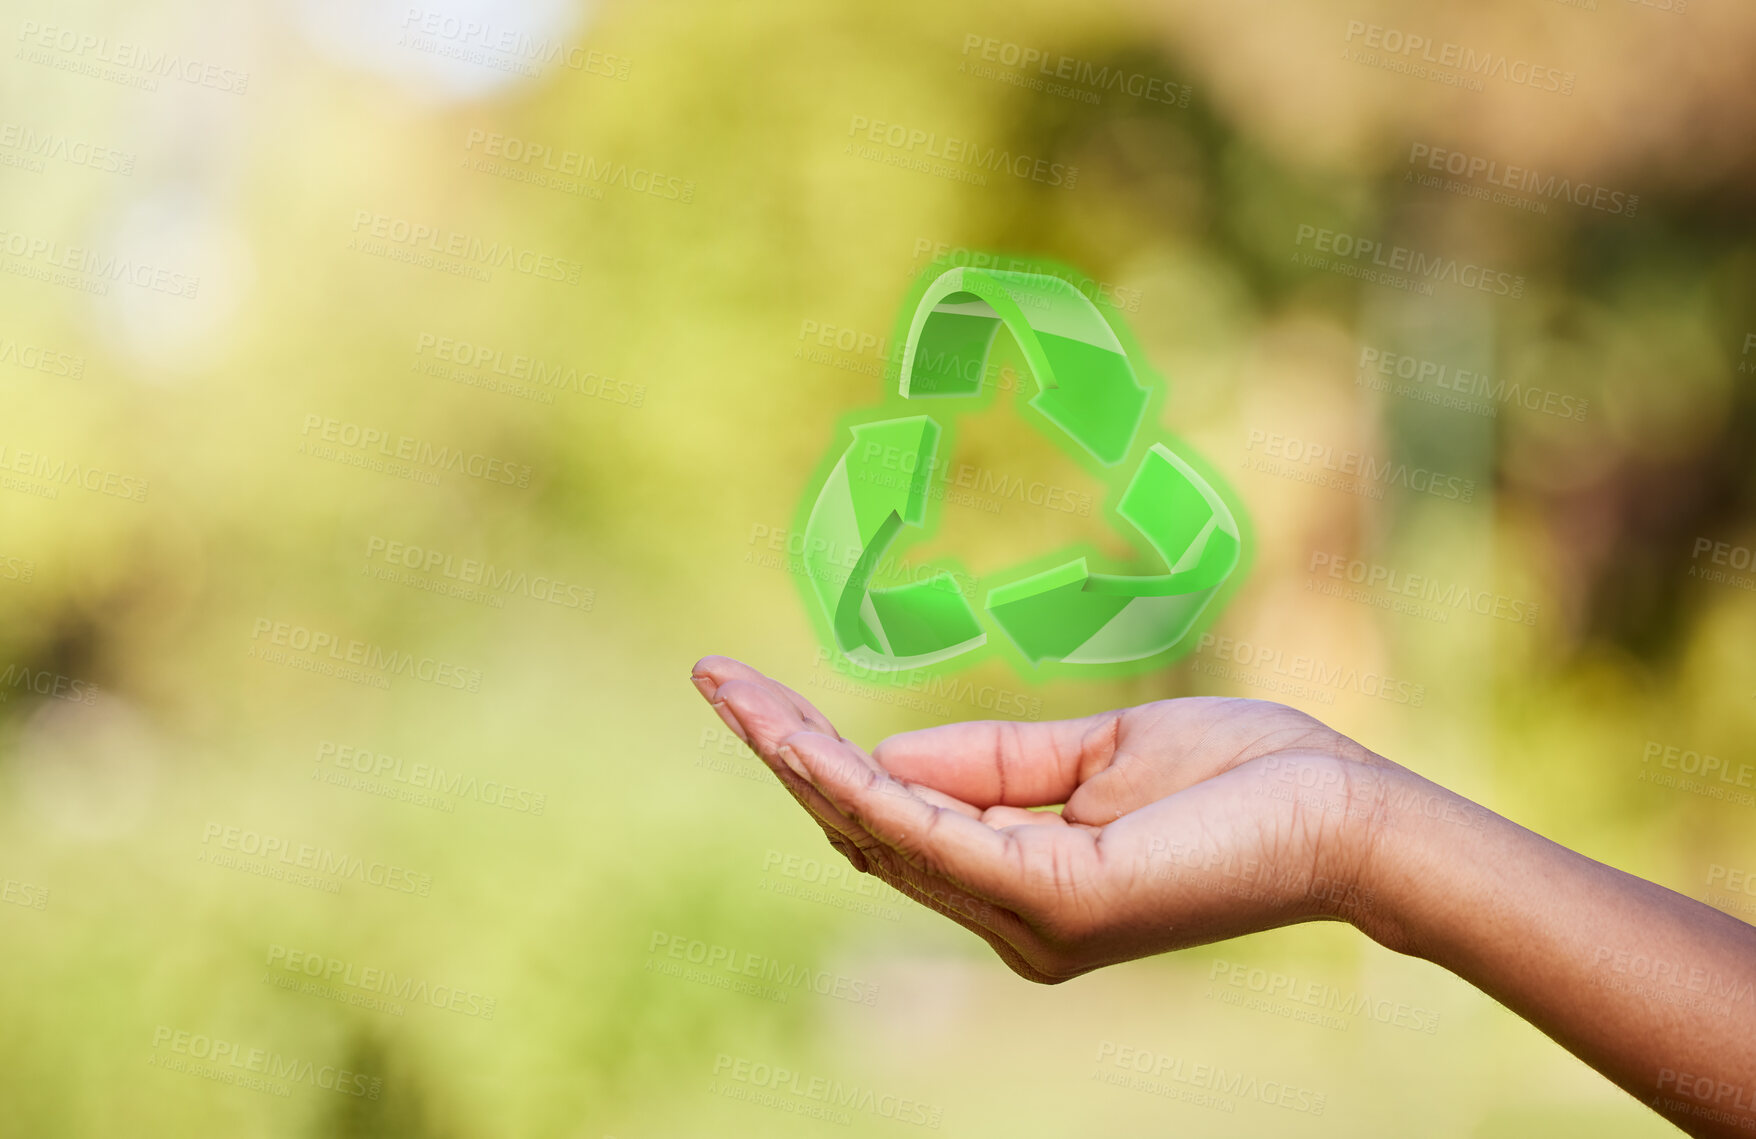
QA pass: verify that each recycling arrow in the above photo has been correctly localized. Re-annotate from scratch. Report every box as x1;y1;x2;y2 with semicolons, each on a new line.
985;444;1239;664
796;262;1247;673
801;416;985;670
900;266;1149;466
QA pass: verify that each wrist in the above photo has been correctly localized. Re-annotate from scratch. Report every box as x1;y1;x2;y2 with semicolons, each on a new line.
1338;763;1498;959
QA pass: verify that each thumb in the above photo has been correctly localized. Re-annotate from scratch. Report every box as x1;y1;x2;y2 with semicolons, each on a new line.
1060;699;1266;824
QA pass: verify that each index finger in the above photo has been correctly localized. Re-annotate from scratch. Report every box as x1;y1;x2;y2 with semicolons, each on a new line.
692;655;841;739
781;729;1032;911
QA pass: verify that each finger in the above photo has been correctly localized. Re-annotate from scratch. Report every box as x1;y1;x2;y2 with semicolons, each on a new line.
691;661;1066;977
691;655;840;739
874;871;1065;984
871;711;1125;809
713;678;814;757
827;814;1063;971
780;729;1030;911
901;783;983;819
825;836;868;875
714;678;881;780
706;672;891;785
749;727;1066;977
979;805;1068;829
1062;698;1336;824
708;679;866;845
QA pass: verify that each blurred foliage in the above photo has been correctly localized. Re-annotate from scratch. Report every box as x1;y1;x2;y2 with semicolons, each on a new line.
1;0;1754;1135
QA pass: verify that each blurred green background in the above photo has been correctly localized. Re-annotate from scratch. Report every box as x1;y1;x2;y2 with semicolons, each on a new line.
3;0;1755;1134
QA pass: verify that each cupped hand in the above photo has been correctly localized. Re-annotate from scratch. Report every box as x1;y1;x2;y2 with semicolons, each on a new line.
691;655;1407;983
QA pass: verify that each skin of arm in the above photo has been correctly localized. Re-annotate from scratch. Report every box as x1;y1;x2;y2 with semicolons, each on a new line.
690;655;1756;1138
1360;770;1756;1137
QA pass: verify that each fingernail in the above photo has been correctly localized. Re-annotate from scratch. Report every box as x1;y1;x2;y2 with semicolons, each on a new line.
710;700;748;743
777;744;809;780
690;673;715;699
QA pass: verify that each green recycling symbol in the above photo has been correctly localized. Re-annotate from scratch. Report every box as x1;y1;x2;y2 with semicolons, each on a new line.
796;260;1247;674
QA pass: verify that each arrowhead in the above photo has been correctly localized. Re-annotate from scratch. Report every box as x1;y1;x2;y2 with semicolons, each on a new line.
846;417;939;536
898;266;1149;466
985;445;1240;665
803;415;985;669
1025;331;1149;466
986;560;1131;663
1091;445;1239;596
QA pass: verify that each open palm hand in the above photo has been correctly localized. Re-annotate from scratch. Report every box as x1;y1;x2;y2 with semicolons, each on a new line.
691;655;1402;983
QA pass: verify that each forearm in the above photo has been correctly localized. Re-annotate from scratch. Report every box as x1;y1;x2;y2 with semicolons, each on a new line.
1355;770;1756;1138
